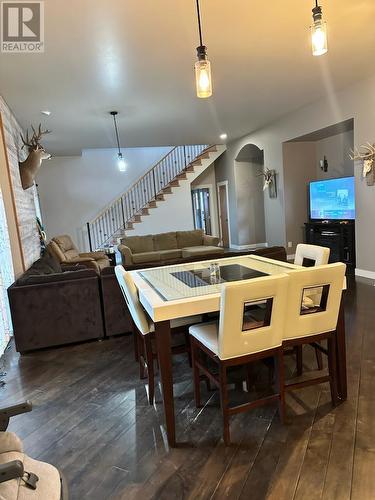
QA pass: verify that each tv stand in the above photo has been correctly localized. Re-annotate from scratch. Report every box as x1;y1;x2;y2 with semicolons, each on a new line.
304;221;356;272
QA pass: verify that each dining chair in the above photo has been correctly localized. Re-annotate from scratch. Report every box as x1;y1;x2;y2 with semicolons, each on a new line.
292;244;331;374
282;262;346;405
189;274;289;445
115;265;202;405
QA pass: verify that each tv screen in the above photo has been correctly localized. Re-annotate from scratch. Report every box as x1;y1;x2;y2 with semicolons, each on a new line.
309;176;355;220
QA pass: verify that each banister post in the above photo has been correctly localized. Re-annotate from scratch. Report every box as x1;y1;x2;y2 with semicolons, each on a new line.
152;168;157;198
86;222;93;252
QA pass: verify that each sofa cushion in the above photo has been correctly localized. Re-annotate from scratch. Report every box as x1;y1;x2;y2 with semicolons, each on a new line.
158;249;182;260
182;246;225;259
122;235;154;254
176;230;203;248
132;252;161;264
153;232;178;251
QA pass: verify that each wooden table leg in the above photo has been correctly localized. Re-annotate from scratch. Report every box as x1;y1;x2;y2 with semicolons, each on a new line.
335;297;347;401
154;320;176;447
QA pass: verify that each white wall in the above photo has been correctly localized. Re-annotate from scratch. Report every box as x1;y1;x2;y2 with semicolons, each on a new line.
316;130;354;179
36;146;172;249
218;73;375;275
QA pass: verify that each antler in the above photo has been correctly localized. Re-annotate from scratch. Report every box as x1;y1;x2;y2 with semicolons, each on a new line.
30;124;51;148
20;129;33;149
350;143;375;161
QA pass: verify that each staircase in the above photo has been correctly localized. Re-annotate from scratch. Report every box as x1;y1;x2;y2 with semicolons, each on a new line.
85;144;225;250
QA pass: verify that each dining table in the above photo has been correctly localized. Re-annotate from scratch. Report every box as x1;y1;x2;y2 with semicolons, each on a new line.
130;254;347;447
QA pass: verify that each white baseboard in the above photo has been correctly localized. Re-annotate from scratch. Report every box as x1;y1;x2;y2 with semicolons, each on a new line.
355;268;375;280
230;242;268;250
287;254;295;262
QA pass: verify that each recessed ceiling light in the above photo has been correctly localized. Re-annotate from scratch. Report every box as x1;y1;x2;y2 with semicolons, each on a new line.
220;133;227;140
41;110;51;116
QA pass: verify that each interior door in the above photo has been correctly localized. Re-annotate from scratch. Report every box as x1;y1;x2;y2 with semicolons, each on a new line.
218;184;230;247
191;188;212;235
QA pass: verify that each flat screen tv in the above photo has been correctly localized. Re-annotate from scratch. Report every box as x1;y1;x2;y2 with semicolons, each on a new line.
309;176;355;221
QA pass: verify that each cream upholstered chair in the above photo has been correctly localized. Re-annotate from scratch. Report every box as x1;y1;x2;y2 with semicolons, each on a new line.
282;262;346;405
293;244;331;373
115;265;202;404
0;402;67;499
189;274;289;445
294;243;330;267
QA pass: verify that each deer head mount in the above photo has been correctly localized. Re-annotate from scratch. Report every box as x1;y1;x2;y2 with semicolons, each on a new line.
19;124;51;190
350;143;375;182
257;167;277;197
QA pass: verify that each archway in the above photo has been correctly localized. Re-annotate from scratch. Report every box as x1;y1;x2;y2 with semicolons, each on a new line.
234;144;266;246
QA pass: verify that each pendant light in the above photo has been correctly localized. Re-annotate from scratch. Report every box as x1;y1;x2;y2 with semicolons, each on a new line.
110;111;126;172
194;0;212;98
311;0;328;56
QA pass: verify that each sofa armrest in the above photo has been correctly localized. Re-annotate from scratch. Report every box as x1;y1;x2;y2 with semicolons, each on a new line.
0;461;24;484
80;251;108;260
203;234;220;246
61;264;87;272
118;245;133;266
0;401;32;431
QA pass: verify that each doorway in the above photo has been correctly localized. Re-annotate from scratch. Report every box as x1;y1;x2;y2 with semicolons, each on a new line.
217;181;230;247
192;188;212;235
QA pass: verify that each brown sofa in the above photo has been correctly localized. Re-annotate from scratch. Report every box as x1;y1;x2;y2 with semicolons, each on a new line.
47;234;110;273
118;229;224;266
8;253;104;353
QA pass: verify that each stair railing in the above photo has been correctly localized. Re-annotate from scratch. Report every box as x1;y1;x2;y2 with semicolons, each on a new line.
86;144;209;250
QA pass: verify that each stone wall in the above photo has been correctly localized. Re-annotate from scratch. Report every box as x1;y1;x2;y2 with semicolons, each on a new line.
0;97;40;269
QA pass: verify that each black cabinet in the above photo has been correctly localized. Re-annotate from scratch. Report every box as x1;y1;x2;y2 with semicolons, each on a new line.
304;222;356;272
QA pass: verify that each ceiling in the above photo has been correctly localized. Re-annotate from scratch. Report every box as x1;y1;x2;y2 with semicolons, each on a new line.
0;0;374;155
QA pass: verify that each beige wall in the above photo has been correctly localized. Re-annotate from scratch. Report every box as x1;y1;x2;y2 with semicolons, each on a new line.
234;159;266;245
217;73;375;275
283;142;316;255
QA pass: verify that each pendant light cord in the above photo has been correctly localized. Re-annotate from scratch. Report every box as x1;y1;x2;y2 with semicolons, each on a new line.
112;114;122;155
196;0;203;46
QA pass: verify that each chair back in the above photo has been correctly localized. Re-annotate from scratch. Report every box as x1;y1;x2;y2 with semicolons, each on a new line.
283;262;345;340
50;235;80;262
115;265;151;335
218;274;289;359
294;244;330;267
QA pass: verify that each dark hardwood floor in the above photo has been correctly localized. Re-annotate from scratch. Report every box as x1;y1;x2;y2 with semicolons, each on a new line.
0;277;374;499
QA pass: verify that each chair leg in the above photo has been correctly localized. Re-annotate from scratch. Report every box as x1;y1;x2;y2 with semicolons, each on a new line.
295;345;303;376
137;333;146;380
144;335;155;405
219;363;230;446
327;335;338;407
275;349;286;424
191;338;202;408
314;342;324;370
133;327;139;362
184;330;192;367
245;364;253;392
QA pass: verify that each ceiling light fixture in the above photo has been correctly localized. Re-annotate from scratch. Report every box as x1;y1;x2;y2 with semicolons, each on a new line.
311;0;328;56
220;133;227;141
110;111;126;172
41;110;51;116
194;0;212;98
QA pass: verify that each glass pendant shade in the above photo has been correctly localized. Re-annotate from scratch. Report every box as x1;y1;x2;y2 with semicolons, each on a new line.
311;18;328;56
195;58;212;98
117;153;126;172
